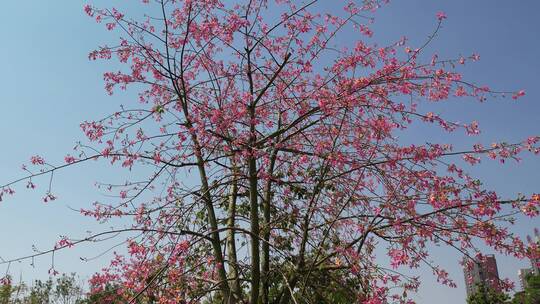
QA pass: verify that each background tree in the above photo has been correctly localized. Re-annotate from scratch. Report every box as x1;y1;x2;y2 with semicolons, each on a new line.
0;273;84;304
0;276;16;304
77;282;124;304
467;283;510;304
512;273;540;304
26;278;53;304
1;1;539;303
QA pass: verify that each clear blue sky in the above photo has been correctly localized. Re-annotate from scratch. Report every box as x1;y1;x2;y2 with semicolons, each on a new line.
0;1;538;303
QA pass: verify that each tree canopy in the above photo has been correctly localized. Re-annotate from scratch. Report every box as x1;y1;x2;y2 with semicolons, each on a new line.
512;273;540;304
1;1;539;303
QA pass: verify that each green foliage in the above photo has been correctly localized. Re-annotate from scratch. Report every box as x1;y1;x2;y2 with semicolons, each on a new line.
467;283;510;304
0;276;25;304
0;279;14;304
288;271;361;303
0;273;84;304
512;273;540;304
26;278;53;304
77;283;123;304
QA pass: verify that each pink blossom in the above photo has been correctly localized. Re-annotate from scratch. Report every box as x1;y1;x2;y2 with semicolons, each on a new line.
512;89;525;100
64;155;76;164
436;11;447;21
30;155;45;165
83;5;93;16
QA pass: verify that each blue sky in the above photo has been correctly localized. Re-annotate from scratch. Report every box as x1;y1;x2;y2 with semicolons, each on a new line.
0;1;538;303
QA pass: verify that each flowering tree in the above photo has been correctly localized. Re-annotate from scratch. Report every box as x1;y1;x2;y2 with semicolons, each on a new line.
1;1;539;303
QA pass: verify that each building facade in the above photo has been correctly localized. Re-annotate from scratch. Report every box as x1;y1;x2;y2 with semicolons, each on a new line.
518;229;540;291
530;231;540;275
463;254;500;298
518;268;533;290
